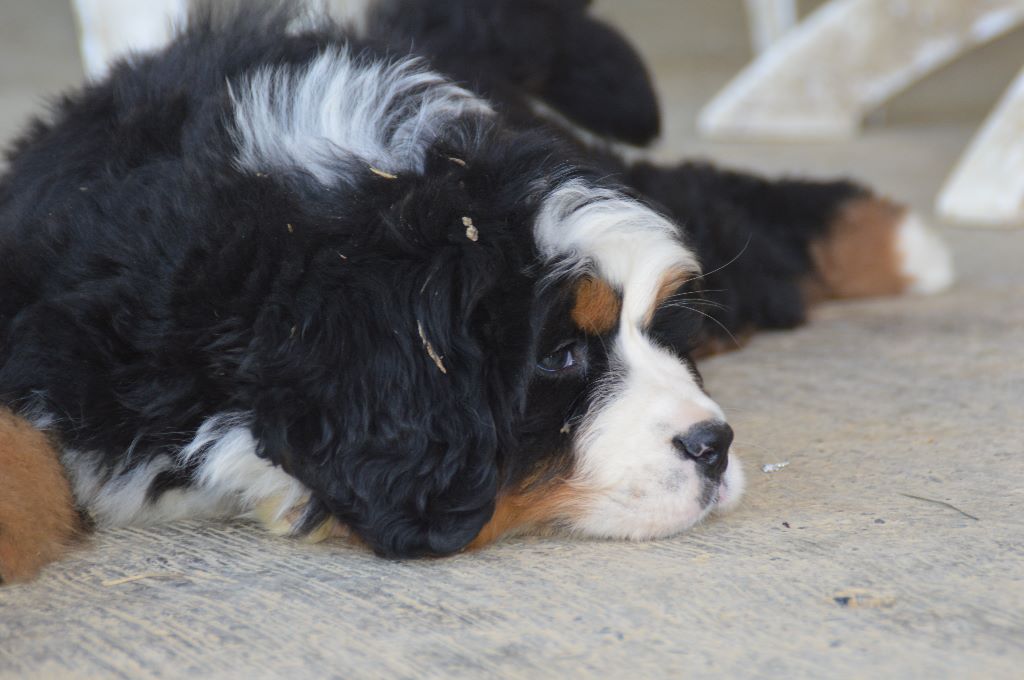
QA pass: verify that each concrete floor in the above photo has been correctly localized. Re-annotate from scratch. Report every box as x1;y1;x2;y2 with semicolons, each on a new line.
1;1;1022;678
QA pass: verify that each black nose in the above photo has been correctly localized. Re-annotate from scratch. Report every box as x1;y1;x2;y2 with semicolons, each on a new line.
672;421;733;479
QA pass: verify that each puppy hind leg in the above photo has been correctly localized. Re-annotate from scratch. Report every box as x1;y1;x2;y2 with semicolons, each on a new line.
627;162;865;348
811;198;954;299
629;161;953;308
0;409;81;584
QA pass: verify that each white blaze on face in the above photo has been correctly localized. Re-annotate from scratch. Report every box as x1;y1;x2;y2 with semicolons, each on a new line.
535;181;745;539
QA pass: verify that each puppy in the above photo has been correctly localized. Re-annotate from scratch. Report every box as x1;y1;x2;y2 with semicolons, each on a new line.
0;0;951;582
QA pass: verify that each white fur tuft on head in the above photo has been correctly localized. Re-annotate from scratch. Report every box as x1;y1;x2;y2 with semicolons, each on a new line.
230;48;492;185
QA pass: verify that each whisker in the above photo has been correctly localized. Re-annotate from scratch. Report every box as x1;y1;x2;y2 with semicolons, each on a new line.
674;303;742;349
672;288;730;296
679;233;753;287
664;299;730;312
671;296;729;307
665;296;720;305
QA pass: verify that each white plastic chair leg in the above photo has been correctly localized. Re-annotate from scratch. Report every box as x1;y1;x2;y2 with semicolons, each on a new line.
71;0;188;80
937;66;1024;227
700;0;1024;141
744;0;798;54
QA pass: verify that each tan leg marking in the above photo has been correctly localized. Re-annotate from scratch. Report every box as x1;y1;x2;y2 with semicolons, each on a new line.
572;276;621;335
810;197;910;299
0;409;80;583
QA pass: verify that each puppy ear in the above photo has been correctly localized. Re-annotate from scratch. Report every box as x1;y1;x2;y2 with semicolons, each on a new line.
287;404;500;559
248;257;505;558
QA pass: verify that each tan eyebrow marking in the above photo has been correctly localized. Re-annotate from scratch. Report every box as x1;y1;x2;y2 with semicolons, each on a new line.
571;276;621;335
644;267;692;327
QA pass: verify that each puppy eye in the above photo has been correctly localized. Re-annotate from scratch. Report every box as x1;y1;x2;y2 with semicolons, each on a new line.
536;341;585;374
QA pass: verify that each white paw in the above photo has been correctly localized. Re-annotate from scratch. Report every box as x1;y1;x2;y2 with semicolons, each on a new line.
896;212;954;295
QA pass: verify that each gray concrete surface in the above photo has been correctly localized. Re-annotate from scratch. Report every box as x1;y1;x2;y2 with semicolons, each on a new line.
1;1;1022;678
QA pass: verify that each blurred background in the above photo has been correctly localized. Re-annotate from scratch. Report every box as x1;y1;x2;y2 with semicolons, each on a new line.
599;0;1024;131
2;0;1024;216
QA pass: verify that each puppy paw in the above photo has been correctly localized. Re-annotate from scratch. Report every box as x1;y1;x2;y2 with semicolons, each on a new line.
810;198;954;299
253;495;353;544
894;211;955;295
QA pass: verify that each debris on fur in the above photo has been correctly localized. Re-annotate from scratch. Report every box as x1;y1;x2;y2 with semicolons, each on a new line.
286;223;294;233
761;461;790;473
463;216;479;241
447;156;467;167
417;320;448;374
369;166;398;179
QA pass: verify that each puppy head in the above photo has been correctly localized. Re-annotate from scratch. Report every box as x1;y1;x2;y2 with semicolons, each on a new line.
481;180;746;544
242;136;742;556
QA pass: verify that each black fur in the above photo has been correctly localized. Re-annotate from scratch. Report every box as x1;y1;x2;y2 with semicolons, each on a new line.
0;1;875;557
363;0;873;342
629;161;867;337
366;0;661;145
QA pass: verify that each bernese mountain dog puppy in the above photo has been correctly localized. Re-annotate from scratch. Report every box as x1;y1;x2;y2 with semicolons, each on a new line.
0;0;952;582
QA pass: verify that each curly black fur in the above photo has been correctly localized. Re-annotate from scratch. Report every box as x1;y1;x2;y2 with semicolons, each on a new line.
0;0;878;558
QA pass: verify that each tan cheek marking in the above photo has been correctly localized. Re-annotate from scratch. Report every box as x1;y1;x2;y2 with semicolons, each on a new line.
468;480;585;550
0;409;81;583
571;276;621;335
810;197;910;299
